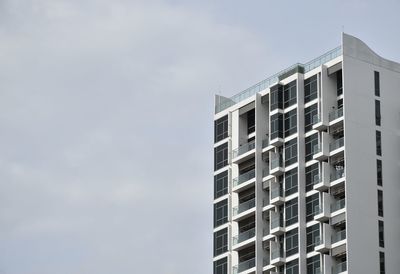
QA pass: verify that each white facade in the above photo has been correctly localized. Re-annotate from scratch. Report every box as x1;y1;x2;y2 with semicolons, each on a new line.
212;33;400;274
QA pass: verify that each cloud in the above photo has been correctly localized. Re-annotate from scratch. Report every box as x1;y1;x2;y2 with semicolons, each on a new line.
0;0;269;273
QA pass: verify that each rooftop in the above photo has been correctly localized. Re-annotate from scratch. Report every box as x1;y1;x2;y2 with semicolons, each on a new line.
215;46;342;114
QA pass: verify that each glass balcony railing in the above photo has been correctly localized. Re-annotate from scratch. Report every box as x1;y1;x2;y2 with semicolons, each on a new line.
263;227;270;236
271;247;284;260
329;137;344;152
314;204;322;215
313;143;322;154
331;198;345;212
313;174;322;184
314;235;322;246
233;228;256;245
271;155;283;170
271;215;283;229
312;114;321;125
331;230;346;243
233;198;256;216
332;261;347;274
330;168;345;181
314;267;323;274
271;185;283;199
233;257;256;274
233;141;256;158
262;138;269;148
233;169;256;187
329;108;344;122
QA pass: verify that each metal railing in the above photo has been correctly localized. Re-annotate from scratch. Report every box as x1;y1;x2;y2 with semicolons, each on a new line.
331;230;346;243
233;228;256;245
233;198;256;216
233;257;256;274
233;169;256;187
329;108;344;122
232;141;256;158
330;168;345;182
215;46;342;113
332;261;347;274
329;137;344;152
331;198;345;212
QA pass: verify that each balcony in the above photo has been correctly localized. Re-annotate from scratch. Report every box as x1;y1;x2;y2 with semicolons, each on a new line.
233;169;256;188
329;137;344;154
331;198;345;213
332;230;346;244
330;168;345;182
262;167;270;179
313;132;329;161
313;162;330;191
270;243;285;266
314;223;331;253
232;141;256;163
233;257;256;274
329;108;343;123
332;261;347;274
312;114;328;131
314;204;329;222
270;153;284;175
270;182;284;206
233;198;256;216
270;212;285;235
233;228;256;246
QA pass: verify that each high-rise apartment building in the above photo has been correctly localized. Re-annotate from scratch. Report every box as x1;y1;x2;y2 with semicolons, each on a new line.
212;33;400;274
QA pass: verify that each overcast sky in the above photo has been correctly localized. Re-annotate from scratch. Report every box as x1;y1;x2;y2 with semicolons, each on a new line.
0;0;400;273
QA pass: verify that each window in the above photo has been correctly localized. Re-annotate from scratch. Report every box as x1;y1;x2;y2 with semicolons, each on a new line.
379;252;385;274
379;220;385;248
286;259;299;274
337;70;343;96
285;229;299;257
270;84;283;111
214;143;228;171
247;109;255;134
305;133;318;162
306;224;320;253
285;139;298;166
304;75;318;103
375;71;380;97
307;255;321;274
304;104;318;132
378;190;384;217
375;100;381;126
305;163;319;192
284;80;297;108
284;109;297;137
285;198;298;226
377;159;383;186
214;171;228;199
213;257;227;274
285;168;298;196
376;130;382;156
214;115;229;143
214;199;228;228
271;113;283;139
213;228;228;256
306;194;319;222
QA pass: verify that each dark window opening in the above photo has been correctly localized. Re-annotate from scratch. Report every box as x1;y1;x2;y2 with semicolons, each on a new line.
214;199;228;228
271;113;284;140
304;75;318;103
213;228;228;256
377;159;383;186
214;143;228;171
379;220;385;248
375;71;380;97
285;168;298;196
305;133;318;162
214;115;229;143
213;257;228;274
378;190;384;217
214;171;228;199
284;109;297;137
284;80;297;108
247;109;255;134
270;84;283;111
337;70;343;96
376;130;382;156
375;100;381;126
305;163;319;192
285;139;298;166
304;104;318;132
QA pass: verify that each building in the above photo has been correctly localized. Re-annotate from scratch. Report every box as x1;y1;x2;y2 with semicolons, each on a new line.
212;33;400;274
